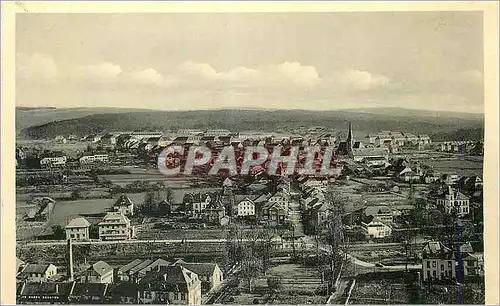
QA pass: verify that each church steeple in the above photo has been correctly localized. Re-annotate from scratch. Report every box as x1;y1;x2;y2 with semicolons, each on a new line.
347;122;354;158
347;122;353;145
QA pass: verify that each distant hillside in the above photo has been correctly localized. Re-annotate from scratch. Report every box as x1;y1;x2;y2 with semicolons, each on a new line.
19;109;484;140
341;107;484;120
15;107;155;133
429;127;484;142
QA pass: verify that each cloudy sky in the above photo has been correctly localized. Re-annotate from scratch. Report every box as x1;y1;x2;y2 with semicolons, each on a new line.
16;12;484;113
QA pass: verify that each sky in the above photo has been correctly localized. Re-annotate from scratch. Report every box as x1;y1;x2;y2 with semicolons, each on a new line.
16;12;484;113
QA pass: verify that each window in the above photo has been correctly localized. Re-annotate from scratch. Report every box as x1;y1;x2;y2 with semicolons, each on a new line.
433;271;437;278
181;293;186;300
426;261;430;268
448;261;452;267
441;264;444;271
432;261;437;268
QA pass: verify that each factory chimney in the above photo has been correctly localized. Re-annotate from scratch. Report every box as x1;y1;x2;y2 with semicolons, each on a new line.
67;239;74;281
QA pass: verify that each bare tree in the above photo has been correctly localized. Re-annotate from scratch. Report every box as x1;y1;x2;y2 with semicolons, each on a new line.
320;187;347;294
226;225;273;293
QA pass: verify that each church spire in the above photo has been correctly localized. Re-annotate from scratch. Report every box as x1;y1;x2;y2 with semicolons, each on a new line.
347;122;354;158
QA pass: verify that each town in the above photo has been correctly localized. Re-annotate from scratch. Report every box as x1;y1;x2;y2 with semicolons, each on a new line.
15;123;485;304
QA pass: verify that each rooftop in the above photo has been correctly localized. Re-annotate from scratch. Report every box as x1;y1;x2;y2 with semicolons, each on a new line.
66;217;91;229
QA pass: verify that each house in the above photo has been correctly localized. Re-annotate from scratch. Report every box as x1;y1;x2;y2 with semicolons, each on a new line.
173;260;224;293
421;241;456;281
40;156;67;168
16;281;74;304
18;264;58;282
69;282;109;304
235;195;257;217
17;258;26;275
55;135;67;144
81;261;114;284
462;253;484;277
117;259;143;282
203;199;226;225
107;282;138;304
424;171;441;184
137;265;202;305
183;193;213;218
436;186;470;216
392;205;415;216
361;217;392;239
352;148;389;164
98;212;135;241
137;259;171;279
418;134;431;145
364;206;394;224
366;134;378;144
277;231;306;251
404;133;419;145
79;154;109;164
128;260;154;282
268;191;290;214
24;197;55;221
307;202;333;232
113;194;135;216
442;173;459;185
398;167;422;182
262;202;287;224
65;217;91;241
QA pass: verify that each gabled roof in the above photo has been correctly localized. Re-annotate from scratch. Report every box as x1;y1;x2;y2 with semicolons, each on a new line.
66;217;91;229
98;212;130;226
459;242;474;254
422;241;454;259
140;265;197;290
253;193;272;203
70;282;108;297
19;282;73;297
119;259;143;273
175;262;219;277
130;259;153;274
364;206;392;216
21;263;53;274
234;195;257;204
114;194;134;207
17;257;26;272
90;261;113;276
138;259;171;275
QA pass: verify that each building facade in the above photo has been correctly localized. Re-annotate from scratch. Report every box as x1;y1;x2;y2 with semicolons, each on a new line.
65;217;91;241
98;212;135;241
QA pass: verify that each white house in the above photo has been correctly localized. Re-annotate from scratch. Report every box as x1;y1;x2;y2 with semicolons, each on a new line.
79;154;109;164
436;186;470;216
98;212;135;241
82;261;114;283
40;156;67;167
18;264;58;282
237;198;256;217
65;217;91;241
362;219;392;239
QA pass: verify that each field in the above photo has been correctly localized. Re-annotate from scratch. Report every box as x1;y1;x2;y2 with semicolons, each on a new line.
423;157;483;176
347;272;414;304
224;263;327;305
